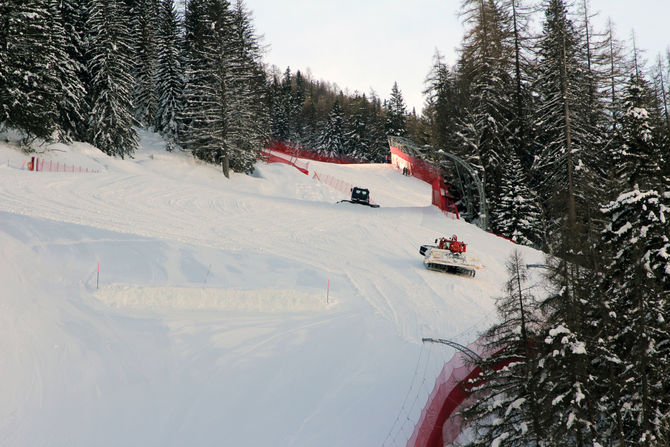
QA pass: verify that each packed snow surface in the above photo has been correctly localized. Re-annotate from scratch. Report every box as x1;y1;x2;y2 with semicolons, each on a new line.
0;131;544;446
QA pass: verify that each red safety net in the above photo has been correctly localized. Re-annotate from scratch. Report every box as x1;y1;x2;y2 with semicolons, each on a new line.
390;144;459;219
260;149;310;175
407;341;519;447
405;340;482;447
266;140;365;165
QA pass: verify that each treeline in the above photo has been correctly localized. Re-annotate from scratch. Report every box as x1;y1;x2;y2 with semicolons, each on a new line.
0;0;269;175
419;0;670;250
442;1;669;446
267;70;421;162
0;0;419;175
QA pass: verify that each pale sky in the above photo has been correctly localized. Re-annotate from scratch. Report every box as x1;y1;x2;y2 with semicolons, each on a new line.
243;0;669;113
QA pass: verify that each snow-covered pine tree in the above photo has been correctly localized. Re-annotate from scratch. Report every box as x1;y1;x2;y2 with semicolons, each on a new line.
318;100;346;156
274;68;294;141
86;0;138;158
344;95;370;160
494;152;544;247
501;0;535;170
423;51;461;152
454;0;517;230
154;0;184;151
385;81;407;137
47;0;86;143
181;0;267;176
2;0;61;144
598;186;670;446
612;73;664;188
224;0;269;173
290;70;307;143
531;0;603;243
534;255;602;447
461;250;545;447
0;0;7;125
180;0;233;172
131;0;161;127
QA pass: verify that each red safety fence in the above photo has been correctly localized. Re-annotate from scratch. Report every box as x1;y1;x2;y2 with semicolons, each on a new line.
407;339;489;447
260;149;310;175
26;156;99;173
266;140;366;165
389;145;459;219
408;340;521;447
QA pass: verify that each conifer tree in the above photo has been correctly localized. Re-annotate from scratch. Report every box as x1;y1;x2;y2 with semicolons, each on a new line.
131;0;161;126
495;152;545;246
225;0;269;173
2;0;61;143
52;0;88;142
598;186;670;446
180;0;234;172
531;0;602;241
87;0;138;157
318;100;346;155
454;0;517;231
0;0;7;125
181;0;267;175
154;0;184;151
461;251;545;447
385;82;407;137
423;51;461;151
535;255;601;447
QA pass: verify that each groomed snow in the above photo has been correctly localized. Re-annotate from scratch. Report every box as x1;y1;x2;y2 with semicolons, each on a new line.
0;130;544;446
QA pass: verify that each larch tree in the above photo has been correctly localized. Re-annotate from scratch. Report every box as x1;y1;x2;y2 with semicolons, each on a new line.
531;0;601;244
454;0;516;231
461;250;545;447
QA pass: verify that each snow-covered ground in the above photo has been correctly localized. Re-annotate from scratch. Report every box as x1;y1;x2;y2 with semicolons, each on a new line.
0;131;544;447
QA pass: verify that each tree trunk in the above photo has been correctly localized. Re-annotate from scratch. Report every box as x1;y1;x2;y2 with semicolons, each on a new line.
222;153;230;178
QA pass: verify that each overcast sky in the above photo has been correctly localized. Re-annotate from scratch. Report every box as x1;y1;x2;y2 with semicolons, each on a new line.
242;0;669;113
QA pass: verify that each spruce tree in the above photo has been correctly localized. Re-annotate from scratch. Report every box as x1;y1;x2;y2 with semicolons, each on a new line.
87;0;139;158
155;0;184;151
385;81;407;137
495;152;545;246
48;0;87;142
2;0;61;143
599;186;670;446
131;0;161;127
318;100;346;156
180;0;267;176
225;0;269;173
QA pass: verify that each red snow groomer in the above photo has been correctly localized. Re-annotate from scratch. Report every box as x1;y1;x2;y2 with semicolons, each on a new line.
419;235;481;277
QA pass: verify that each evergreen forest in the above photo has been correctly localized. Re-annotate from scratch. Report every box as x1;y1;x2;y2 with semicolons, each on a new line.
0;0;668;444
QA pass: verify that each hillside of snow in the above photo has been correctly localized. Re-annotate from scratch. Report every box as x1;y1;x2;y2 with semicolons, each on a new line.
0;131;545;447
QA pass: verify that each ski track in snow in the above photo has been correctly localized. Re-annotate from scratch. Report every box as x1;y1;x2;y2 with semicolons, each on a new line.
0;130;546;446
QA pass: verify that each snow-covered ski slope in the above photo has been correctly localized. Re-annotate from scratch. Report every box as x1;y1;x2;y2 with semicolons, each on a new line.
0;131;544;447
